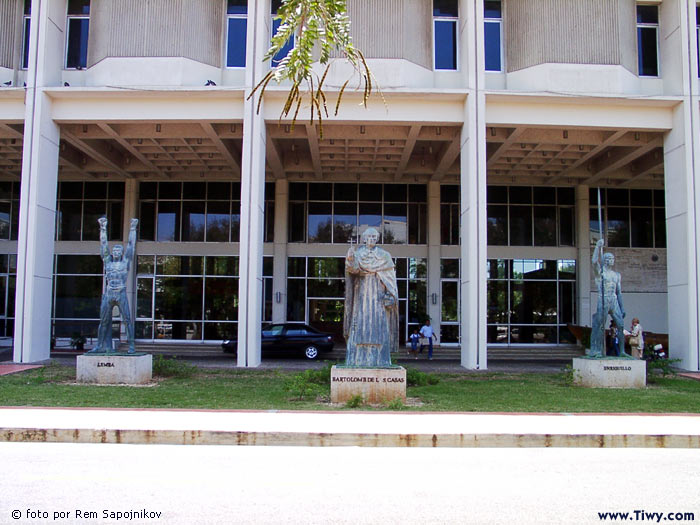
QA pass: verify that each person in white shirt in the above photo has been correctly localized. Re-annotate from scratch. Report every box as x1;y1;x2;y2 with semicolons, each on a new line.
624;318;644;359
419;320;437;360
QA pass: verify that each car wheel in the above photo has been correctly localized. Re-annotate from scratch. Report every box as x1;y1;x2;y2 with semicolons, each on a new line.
304;345;319;360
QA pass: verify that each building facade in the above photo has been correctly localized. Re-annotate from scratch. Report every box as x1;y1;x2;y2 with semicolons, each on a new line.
1;0;698;371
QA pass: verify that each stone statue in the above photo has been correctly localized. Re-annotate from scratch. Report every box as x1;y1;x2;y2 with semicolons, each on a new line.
590;239;631;358
87;217;138;354
343;227;399;367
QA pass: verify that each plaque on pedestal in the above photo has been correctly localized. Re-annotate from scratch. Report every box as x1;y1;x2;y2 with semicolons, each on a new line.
331;366;406;404
77;353;153;385
572;357;646;388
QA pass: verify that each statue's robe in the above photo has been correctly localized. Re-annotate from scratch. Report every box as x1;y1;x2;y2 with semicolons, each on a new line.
343;245;399;367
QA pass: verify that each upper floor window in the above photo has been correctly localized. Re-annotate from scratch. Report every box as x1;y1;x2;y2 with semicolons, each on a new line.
0;182;21;241
21;0;30;69
487;186;575;247
56;181;124;241
484;0;502;72
226;0;247;68
696;5;699;76
434;0;458;70
288;182;427;245
589;188;665;248
65;0;90;69
271;0;294;67
440;185;460;245
637;4;659;77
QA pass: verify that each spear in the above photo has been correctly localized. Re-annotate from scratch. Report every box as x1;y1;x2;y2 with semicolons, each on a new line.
598;187;605;347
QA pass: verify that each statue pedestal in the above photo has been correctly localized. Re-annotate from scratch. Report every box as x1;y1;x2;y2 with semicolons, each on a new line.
572;358;646;388
331;366;406;404
76;354;152;385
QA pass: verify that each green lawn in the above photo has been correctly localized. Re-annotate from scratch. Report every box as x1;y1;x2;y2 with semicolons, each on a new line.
1;363;699;413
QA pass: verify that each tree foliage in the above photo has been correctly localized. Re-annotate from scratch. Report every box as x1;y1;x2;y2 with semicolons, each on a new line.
248;0;374;137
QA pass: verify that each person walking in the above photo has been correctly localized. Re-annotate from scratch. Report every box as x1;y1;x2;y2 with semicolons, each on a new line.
409;329;420;359
624;318;644;359
419;319;437;360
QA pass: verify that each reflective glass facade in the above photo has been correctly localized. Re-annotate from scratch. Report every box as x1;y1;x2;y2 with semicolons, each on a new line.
487;259;577;344
487;186;575;246
590;188;665;248
287;256;427;344
135;255;272;342
288;182;427;244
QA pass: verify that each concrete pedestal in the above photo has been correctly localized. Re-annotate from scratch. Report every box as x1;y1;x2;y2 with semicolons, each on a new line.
572;358;646;388
77;354;152;385
331;366;406;404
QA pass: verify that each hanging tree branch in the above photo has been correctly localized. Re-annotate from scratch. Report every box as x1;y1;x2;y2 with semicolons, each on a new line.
247;0;376;138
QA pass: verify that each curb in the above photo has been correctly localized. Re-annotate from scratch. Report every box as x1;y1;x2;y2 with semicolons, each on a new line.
2;427;699;449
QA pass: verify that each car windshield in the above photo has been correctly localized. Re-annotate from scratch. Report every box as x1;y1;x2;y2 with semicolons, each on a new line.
262;325;284;336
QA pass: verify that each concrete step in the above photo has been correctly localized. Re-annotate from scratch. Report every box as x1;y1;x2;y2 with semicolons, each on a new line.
51;343;586;362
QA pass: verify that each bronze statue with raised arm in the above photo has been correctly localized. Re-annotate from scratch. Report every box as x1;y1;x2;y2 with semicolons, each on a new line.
87;217;138;354
590;238;631;358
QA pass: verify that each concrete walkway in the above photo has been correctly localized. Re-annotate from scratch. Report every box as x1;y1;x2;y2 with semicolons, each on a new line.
1;406;699;448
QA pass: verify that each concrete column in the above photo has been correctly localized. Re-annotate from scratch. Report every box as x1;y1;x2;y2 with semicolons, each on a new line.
575;185;591;327
122;179;139;344
426;181;441;342
13;0;67;363
459;0;487;369
236;0;270;367
272;179;288;323
664;102;700;371
661;1;700;371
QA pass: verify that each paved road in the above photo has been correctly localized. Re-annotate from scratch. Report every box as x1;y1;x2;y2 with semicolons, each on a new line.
2;442;698;524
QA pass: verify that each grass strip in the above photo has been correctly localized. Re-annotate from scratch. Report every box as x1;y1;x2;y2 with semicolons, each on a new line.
1;363;699;413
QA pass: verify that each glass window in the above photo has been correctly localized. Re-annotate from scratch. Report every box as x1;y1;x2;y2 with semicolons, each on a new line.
227;0;248;68
333;202;356;244
590;188;664;248
487;185;508;203
57;181;124;241
138;182;253;243
271;16;294;68
358;183;381;202
182;201;205;242
509;205;531;245
308;202;332;243
156;201;181;242
0;183;20;241
487;185;576;247
135;255;244;342
533;206;556;246
66;1;90;69
630;207;653;247
51;254;103;341
484;0;502;72
288;202;306;242
22;0;30;69
290;182;426;244
441;259;460;278
487;259;576;345
637;4;659;77
440;184;460;245
383;203;407;244
206;201;230;242
434;0;458;70
359;202;382;238
487;205;508;245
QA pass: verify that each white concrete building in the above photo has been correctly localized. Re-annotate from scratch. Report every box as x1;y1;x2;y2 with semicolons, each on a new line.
0;0;698;370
